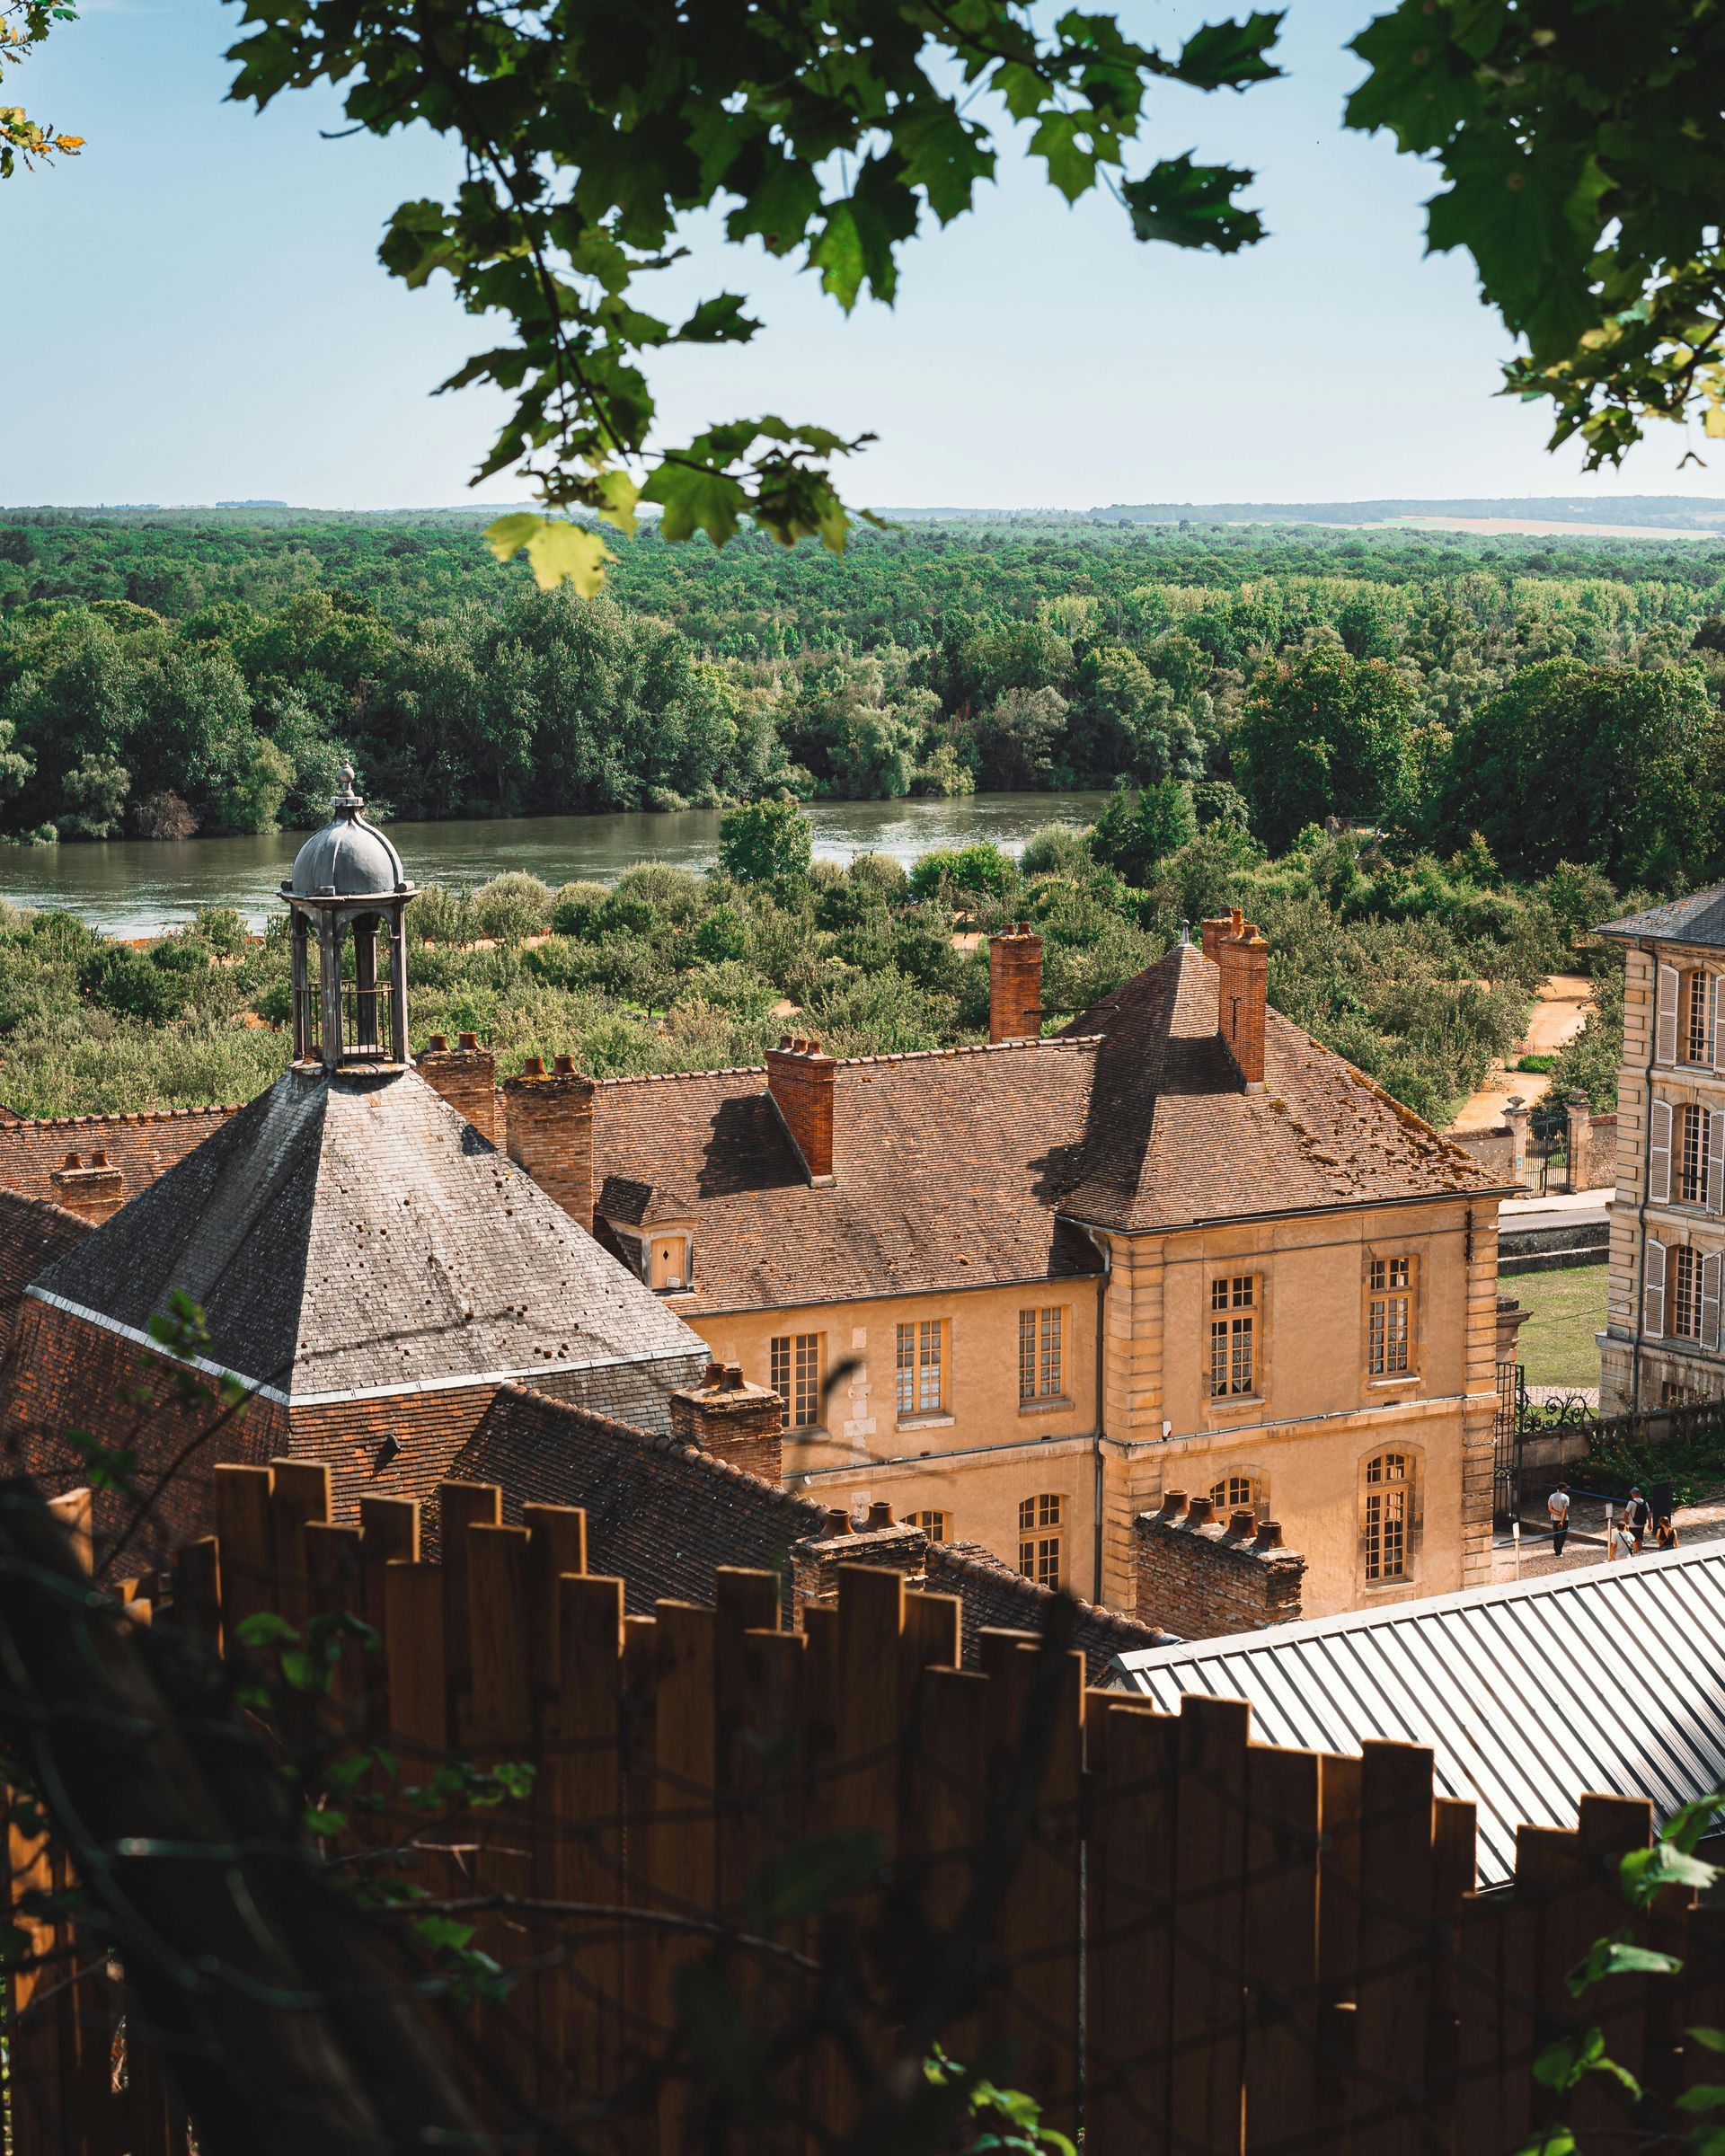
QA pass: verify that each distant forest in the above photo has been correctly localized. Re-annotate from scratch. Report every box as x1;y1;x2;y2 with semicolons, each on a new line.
3;510;1725;894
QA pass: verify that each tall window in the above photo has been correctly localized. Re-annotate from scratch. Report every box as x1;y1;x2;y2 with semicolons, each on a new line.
1018;1493;1064;1587
1363;1451;1410;1583
1367;1256;1413;1376
1680;1105;1709;1205
896;1320;944;1417
1208;1276;1257;1398
907;1509;951;1542
1686;971;1712;1065
1018;1306;1065;1401
1672;1245;1703;1339
769;1332;823;1430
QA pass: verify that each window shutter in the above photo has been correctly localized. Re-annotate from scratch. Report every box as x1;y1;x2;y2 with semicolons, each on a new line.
1709;1110;1724;1215
1650;1096;1673;1204
1644;1237;1667;1339
1657;964;1679;1065
1704;1252;1722;1351
1714;976;1725;1071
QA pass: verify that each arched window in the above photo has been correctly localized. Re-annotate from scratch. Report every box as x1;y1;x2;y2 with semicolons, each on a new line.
1210;1472;1267;1518
1018;1493;1064;1587
1362;1451;1411;1583
907;1509;951;1542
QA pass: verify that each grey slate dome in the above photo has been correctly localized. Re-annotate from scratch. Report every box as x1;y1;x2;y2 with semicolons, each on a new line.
289;764;407;898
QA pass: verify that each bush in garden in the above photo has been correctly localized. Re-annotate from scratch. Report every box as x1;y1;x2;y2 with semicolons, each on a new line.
471;873;553;943
548;880;609;937
718;799;813;886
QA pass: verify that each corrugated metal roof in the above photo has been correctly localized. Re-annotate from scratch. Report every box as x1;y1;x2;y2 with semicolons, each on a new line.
1107;1545;1725;1888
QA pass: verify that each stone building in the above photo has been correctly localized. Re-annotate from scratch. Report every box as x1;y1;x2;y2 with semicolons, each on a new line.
1597;886;1725;1411
412;912;1509;1621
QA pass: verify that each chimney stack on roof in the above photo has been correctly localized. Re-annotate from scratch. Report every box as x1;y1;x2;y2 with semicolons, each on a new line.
1216;907;1269;1091
504;1052;597;1232
418;1030;500;1144
1200;915;1234;964
987;922;1043;1043
765;1036;837;1183
49;1149;125;1223
669;1361;785;1485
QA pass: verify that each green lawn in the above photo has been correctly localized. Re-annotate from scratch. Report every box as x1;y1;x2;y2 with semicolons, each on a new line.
1510;1264;1607;1389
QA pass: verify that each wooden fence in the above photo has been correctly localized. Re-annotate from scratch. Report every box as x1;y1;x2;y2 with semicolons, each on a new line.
7;1458;1723;2155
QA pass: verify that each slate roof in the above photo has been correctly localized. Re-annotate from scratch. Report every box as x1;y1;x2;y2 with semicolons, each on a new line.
0;1190;89;1349
0;1105;243;1205
447;1384;1171;1677
1055;942;1502;1231
24;1064;709;1409
1107;1543;1725;1889
1598;885;1725;951
589;946;1502;1311
593;1038;1105;1312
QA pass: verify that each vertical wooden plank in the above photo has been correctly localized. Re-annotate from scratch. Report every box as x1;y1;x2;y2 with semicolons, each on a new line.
304;1521;366;1718
900;1588;961;1683
1171;1693;1250;2156
5;1791;68;2156
438;1480;500;1742
1453;1891;1508;2156
47;1487;93;1575
168;1536;222;1653
543;1575;627;2119
1572;1796;1654;2139
358;1494;419;1624
1086;1701;1179;2156
1427;1796;1477;2154
385;1559;448;1758
1317;1749;1362;2150
466;1523;539;2103
524;1503;587;1682
907;1664;990;2082
213;1462;273;1638
1515;1825;1583;2152
268;1457;331;1627
1356;1741;1437;2156
650;1603;718;2151
1244;1745;1321;2154
620;1611;664;2156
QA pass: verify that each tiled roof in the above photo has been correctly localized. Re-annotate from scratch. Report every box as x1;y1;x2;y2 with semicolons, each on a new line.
593;1038;1105;1312
1054;943;1503;1231
0;1105;243;1204
589;947;1503;1309
1598;886;1725;950
447;1385;1172;1676
25;1065;710;1411
0;1190;89;1349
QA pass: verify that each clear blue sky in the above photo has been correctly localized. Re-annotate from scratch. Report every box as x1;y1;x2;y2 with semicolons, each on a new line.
8;0;1724;512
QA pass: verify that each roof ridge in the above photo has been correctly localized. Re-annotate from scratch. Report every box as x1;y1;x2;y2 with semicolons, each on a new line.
931;1539;1168;1641
590;1036;1104;1090
0;1104;243;1131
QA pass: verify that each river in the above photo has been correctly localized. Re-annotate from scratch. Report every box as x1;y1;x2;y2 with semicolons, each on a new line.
0;792;1110;938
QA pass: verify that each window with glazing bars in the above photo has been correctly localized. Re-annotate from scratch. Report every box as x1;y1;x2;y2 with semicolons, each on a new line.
1208;1276;1256;1397
1673;1245;1703;1338
769;1332;823;1430
1687;972;1712;1064
1367;1256;1412;1375
1018;1306;1065;1401
1363;1451;1409;1582
895;1320;943;1416
1018;1493;1063;1586
1681;1105;1709;1205
907;1509;950;1542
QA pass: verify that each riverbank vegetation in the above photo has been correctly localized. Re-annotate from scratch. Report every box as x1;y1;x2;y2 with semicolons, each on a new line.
0;798;1629;1130
3;516;1725;896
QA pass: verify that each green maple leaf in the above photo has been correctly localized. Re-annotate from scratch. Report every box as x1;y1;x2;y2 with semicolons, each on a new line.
640;463;749;546
1122;154;1265;252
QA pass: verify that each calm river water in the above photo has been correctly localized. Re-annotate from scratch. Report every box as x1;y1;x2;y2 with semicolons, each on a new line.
0;792;1109;938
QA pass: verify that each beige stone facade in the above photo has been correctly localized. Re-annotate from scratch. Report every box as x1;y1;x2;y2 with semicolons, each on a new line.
1599;907;1725;1412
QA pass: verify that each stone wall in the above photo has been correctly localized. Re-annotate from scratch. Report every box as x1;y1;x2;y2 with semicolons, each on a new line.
1133;1491;1305;1640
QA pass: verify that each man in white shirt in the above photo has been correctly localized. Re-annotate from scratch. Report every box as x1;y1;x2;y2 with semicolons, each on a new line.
1547;1481;1571;1557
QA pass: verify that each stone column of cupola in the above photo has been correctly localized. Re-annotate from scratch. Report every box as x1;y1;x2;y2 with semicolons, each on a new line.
280;761;417;1072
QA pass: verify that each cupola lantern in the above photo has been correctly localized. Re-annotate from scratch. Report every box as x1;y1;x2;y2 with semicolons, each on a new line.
281;764;416;1067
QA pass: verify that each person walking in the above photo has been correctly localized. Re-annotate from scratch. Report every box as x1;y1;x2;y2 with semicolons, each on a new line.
1608;1517;1637;1560
1626;1486;1652;1552
1547;1481;1571;1557
1655;1514;1680;1551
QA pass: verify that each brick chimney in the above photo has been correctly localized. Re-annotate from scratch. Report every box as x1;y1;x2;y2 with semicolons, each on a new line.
987;923;1043;1043
1134;1502;1304;1640
765;1037;836;1183
49;1150;125;1223
789;1503;930;1620
1216;908;1269;1090
1199;915;1234;964
503;1053;597;1232
670;1360;784;1483
417;1029;499;1144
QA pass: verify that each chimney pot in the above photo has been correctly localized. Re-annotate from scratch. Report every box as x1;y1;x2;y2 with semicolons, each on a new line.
866;1500;894;1532
1186;1495;1216;1527
1160;1489;1189;1519
458;1030;480;1051
1253;1521;1285;1551
1227;1507;1257;1540
721;1362;745;1392
61;1152;81;1171
703;1359;724;1387
553;1052;577;1075
521;1054;546;1078
428;1032;449;1051
91;1150;109;1169
824;1507;853;1537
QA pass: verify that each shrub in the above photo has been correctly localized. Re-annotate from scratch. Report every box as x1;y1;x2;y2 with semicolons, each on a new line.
471;873;553;943
193;906;249;958
549;880;609;937
77;946;181;1024
907;842;1013;902
413;883;471;943
612;862;706;924
718;799;812;886
692;903;751;963
846;850;911;900
1018;823;1091;878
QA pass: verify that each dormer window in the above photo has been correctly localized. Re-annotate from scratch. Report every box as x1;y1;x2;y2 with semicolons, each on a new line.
647;1234;692;1293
